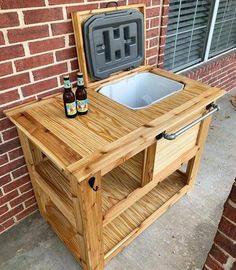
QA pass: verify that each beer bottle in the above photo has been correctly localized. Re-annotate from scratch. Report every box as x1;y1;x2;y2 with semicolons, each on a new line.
76;72;88;115
63;82;77;118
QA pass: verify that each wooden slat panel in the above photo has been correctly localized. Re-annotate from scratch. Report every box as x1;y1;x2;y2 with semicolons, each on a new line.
154;123;200;174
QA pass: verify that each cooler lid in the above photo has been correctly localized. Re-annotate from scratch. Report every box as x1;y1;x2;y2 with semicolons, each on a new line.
83;9;144;80
71;4;146;88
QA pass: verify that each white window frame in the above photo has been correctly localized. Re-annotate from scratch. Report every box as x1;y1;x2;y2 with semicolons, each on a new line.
172;0;236;74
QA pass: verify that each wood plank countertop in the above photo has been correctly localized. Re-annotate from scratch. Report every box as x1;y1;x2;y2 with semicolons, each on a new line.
5;68;226;182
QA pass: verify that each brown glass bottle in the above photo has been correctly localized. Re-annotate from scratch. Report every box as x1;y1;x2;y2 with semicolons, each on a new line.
76;72;88;115
63;82;77;118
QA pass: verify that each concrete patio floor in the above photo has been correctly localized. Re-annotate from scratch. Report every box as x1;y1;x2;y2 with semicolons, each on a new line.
0;89;235;270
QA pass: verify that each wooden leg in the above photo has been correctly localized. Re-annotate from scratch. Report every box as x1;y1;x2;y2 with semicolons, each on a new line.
72;173;104;270
17;128;46;218
186;116;212;192
141;142;157;187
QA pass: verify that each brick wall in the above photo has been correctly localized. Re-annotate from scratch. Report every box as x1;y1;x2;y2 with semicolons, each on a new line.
0;0;236;234
0;0;161;233
203;179;236;270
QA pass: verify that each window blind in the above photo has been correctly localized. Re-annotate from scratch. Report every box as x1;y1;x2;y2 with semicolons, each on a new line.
209;0;236;57
164;0;212;71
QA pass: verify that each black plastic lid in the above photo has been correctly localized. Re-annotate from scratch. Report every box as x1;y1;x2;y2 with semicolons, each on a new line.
83;9;144;80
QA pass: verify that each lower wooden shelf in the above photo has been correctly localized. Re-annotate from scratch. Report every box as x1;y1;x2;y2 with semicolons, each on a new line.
103;171;187;262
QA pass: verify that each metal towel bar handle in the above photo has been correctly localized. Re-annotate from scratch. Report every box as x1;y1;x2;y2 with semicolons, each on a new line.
162;103;220;140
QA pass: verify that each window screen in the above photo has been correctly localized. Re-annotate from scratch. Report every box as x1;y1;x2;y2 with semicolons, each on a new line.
164;0;212;71
209;0;236;57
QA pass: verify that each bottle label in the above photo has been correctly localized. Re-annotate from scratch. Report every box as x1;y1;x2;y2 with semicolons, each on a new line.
77;99;88;113
66;101;77;115
77;77;84;86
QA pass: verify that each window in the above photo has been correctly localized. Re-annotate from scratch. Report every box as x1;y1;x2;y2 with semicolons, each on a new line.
164;0;236;72
209;0;236;57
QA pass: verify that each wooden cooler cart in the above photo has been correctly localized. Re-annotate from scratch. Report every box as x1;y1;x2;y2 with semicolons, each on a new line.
5;4;225;270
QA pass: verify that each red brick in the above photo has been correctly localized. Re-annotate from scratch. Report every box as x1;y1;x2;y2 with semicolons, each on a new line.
29;37;65;54
0;157;25;177
0;154;9;166
149;37;158;48
21;77;58;97
66;4;98;19
25;197;36;208
0;44;24;62
160;26;167;36
0;73;30;91
99;0;126;8
152;0;160;4
56;47;77;61
16;204;37;221
146;28;159;39
218;217;236;241
51;21;73;36
0;12;19;28
37;87;62;99
147;56;157;66
146;47;158;58
15;53;54;72
128;0;151;5
10;190;34;207
0;174;11;187
8;25;49;43
69;34;75;46
229;183;236;204
9;147;23;161
146;7;160;18
49;0;83;4
0;218;14;233
232;261;236;270
209;244;229;265
149;17;159;28
0;138;21;155
0;62;13;77
0;31;5;45
2;127;18;141
0;190;18;205
214;232;236;257
0;204;8;215
33;63;68;81
3;174;30;193
24;8;63;25
205;256;223;270
0;204;24;223
223;201;236;223
1;0;45;9
0;118;14;131
161;15;169;26
19;182;33;193
71;59;79;71
0;90;20;106
12;165;28;179
162;5;169;16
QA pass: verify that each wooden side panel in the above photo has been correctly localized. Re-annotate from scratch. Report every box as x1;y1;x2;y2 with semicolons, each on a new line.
154;123;200;175
72;173;104;270
186;116;212;191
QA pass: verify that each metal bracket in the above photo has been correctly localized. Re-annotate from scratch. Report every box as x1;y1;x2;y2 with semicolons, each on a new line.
88;177;99;191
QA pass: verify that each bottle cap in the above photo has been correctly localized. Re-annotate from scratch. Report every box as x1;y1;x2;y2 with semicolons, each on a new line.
63;74;70;79
77;72;83;77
